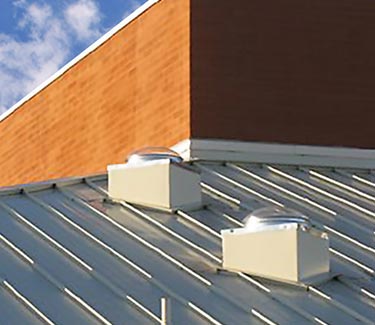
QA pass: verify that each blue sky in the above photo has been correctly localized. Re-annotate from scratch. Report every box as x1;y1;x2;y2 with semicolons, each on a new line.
0;0;147;114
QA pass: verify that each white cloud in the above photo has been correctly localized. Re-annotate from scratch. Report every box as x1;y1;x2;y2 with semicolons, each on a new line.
18;2;53;33
0;0;103;113
64;0;102;42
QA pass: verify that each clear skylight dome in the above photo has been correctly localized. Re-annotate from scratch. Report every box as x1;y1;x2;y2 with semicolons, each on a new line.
126;147;183;165
244;207;311;231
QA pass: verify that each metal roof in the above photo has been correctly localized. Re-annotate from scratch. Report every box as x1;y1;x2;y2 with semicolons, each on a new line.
0;161;374;324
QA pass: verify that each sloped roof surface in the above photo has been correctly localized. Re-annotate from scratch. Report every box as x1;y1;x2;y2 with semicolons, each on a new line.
0;161;374;324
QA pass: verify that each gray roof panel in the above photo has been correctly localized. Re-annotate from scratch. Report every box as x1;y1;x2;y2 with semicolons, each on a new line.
0;161;374;324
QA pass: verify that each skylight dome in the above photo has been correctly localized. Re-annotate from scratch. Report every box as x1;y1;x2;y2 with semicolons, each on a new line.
244;207;311;231
126;147;183;165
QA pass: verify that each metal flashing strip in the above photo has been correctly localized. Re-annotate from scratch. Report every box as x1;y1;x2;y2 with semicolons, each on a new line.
0;0;160;122
173;139;375;169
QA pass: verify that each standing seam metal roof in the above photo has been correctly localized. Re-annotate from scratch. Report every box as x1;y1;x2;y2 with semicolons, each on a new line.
0;161;374;324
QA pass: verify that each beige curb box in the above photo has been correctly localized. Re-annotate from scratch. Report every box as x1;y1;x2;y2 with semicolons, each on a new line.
222;226;330;284
108;160;202;211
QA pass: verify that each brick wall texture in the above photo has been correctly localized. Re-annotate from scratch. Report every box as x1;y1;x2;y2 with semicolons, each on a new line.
191;0;375;148
2;0;375;187
0;0;190;186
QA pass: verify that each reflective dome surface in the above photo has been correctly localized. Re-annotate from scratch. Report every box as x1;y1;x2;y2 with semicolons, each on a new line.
244;207;311;231
127;147;183;165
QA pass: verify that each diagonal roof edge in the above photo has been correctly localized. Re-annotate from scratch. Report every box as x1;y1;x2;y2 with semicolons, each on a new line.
0;0;160;123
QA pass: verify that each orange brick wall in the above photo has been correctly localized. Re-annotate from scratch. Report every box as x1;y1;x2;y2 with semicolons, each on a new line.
0;0;190;187
4;0;375;187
